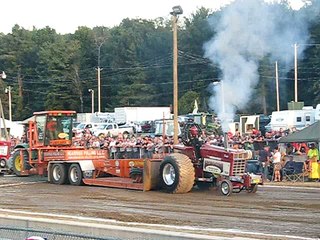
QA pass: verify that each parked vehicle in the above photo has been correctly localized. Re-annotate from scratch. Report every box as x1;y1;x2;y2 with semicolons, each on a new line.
0;141;12;174
72;122;103;134
270;104;320;131
141;121;153;133
92;123;134;138
114;107;171;124
153;119;181;137
239;114;271;136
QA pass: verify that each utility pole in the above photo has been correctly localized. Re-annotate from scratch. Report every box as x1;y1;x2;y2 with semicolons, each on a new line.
294;43;298;102
275;61;280;111
5;86;12;121
88;89;94;114
97;42;103;113
172;15;178;144
170;5;183;145
0;99;9;141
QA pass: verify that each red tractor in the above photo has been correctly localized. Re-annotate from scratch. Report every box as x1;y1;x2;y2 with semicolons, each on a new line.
9;111;262;196
0;141;12;174
157;122;262;196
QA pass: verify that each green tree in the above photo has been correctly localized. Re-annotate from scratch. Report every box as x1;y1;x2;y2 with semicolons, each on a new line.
179;91;199;114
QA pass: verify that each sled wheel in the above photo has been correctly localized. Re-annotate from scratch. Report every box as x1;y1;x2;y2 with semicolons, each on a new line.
50;163;67;185
10;150;30;176
159;153;195;194
219;179;233;196
246;184;258;193
68;163;83;186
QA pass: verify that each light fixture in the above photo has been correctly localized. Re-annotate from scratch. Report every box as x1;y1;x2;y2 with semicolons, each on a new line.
171;5;183;16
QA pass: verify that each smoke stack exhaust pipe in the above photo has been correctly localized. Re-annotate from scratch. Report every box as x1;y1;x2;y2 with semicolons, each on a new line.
223;132;228;150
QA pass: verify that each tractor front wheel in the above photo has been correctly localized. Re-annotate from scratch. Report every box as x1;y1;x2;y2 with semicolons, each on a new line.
219;179;233;196
10;150;30;176
246;184;258;193
68;164;83;186
50;163;67;185
159;153;195;194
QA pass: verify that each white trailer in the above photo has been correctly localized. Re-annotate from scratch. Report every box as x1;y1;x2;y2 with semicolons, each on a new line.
114;107;171;124
239;115;260;136
270;104;320;131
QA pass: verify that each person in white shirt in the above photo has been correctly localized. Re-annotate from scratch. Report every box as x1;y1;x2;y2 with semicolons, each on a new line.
272;146;282;182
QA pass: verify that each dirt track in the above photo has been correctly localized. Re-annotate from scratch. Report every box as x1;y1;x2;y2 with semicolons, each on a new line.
0;175;319;239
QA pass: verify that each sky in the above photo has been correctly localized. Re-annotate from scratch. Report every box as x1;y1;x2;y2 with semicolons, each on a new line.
0;0;305;34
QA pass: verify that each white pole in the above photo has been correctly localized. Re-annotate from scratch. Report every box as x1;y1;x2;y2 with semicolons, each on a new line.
91;90;94;114
275;61;280;111
294;43;298;102
97;67;101;112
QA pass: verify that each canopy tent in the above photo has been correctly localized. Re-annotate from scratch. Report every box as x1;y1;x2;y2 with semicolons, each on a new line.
279;121;320;143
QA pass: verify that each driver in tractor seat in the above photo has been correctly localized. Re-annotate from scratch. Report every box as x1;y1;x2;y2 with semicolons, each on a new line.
46;117;58;140
189;125;202;160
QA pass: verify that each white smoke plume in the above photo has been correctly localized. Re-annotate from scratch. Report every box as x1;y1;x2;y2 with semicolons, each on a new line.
204;0;320;132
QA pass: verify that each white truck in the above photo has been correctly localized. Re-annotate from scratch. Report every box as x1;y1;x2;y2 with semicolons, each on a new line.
92;123;134;138
114;107;171;124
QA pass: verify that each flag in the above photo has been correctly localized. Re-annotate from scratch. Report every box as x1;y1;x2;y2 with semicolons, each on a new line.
192;99;198;114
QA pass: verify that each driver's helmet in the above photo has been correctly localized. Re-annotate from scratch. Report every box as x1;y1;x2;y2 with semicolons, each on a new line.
190;125;199;137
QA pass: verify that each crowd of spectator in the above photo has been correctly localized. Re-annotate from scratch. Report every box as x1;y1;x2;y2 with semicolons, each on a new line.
72;128;175;159
71;126;291;160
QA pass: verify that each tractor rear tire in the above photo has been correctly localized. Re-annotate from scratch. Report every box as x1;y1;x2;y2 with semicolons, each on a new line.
50;163;67;185
10;150;30;176
159;153;195;194
68;163;83;186
219;179;233;196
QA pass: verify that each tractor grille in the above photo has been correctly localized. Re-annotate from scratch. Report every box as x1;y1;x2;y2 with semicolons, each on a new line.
232;158;247;176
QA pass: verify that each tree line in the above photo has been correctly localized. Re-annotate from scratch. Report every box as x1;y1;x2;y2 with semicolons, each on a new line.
0;2;319;121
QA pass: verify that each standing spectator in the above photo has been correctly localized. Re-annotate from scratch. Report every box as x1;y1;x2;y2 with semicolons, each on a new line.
306;143;319;172
272;146;282;182
258;145;271;181
146;138;154;158
109;138;117;159
125;138;133;158
117;138;125;159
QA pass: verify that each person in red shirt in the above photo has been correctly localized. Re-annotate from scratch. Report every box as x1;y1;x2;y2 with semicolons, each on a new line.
46;117;58;140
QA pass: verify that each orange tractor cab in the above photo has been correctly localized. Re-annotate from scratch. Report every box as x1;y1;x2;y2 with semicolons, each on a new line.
10;111;262;196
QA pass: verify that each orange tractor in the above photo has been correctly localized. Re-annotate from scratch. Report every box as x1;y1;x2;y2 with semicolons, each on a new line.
10;110;262;196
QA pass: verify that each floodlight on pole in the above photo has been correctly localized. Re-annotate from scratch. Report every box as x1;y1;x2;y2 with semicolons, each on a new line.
170;5;183;145
0;71;6;80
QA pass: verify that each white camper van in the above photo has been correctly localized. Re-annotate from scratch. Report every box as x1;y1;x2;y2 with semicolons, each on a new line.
270;104;320;131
